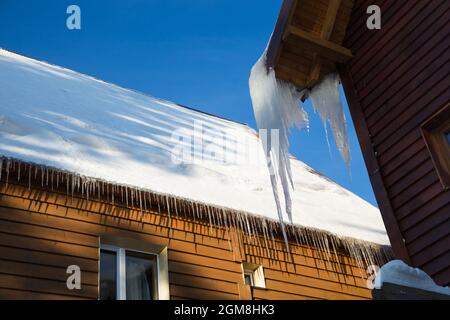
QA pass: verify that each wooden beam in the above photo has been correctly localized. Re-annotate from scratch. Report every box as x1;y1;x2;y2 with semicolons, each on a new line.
284;25;352;63
266;0;298;70
307;0;342;87
338;64;411;264
321;0;343;39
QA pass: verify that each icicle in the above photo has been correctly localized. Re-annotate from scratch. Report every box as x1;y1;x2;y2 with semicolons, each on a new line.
40;166;44;186
309;73;350;167
206;205;213;235
249;51;310;257
147;192;152;211
249;47;352;257
196;203;201;219
261;219;272;259
66;173;69;195
143;191;147;212
249;52;308;226
28;164;32;190
216;208;222;229
5;159;11;185
111;185;115;205
138;190;143;221
211;206;217;231
173;198;178;217
157;195;161;213
71;174;75;200
0;158;3;182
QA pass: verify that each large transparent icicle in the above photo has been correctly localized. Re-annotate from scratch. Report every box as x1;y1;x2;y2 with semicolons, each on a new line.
249;52;308;227
309;73;351;167
249;52;350;248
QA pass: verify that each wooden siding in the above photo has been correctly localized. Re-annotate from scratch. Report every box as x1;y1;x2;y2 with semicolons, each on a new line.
0;181;373;300
340;0;450;286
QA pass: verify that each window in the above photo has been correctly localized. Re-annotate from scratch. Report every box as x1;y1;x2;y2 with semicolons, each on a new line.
244;271;254;287
100;242;169;300
421;105;450;189
100;249;117;300
242;262;266;288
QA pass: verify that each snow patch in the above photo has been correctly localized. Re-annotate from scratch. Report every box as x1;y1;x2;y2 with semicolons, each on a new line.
375;260;450;295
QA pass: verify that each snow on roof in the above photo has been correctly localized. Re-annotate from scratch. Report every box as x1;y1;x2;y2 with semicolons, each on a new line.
0;49;389;245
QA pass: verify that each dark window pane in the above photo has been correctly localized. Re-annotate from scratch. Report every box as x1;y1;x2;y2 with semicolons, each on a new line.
100;250;117;300
244;273;253;286
446;131;450;145
126;251;156;300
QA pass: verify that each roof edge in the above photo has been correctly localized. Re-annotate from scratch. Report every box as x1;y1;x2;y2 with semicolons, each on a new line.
0;156;393;268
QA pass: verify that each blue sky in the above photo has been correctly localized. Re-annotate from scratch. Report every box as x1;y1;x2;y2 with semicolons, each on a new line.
0;0;377;206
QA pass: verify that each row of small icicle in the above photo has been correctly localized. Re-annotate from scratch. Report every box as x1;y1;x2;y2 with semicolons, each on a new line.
0;157;392;272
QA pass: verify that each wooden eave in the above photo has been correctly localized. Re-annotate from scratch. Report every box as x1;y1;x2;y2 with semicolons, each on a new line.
266;0;354;89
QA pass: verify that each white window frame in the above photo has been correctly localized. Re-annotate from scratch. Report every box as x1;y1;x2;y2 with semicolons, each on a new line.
242;262;266;289
100;244;169;300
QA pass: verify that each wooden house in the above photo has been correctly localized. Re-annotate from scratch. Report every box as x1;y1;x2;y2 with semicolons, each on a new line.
265;0;449;289
0;49;391;300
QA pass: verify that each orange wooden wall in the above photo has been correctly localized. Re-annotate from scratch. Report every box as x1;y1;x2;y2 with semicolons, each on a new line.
0;181;372;300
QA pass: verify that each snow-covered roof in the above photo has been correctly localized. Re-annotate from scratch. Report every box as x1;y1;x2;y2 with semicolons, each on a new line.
0;49;389;246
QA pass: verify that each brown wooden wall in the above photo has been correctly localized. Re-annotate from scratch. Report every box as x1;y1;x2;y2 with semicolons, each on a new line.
0;181;372;300
340;0;450;286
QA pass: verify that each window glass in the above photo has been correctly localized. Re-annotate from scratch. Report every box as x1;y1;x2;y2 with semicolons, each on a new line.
126;251;157;300
421;107;450;189
100;249;117;300
244;273;254;286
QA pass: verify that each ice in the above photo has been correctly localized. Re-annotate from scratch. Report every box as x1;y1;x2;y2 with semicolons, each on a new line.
309;73;350;167
249;51;351;249
375;260;450;295
249;52;308;227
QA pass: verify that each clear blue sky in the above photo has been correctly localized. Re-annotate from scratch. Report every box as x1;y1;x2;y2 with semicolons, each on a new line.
0;0;378;206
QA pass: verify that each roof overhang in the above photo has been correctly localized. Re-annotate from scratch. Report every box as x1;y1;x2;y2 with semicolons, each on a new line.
266;0;354;89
